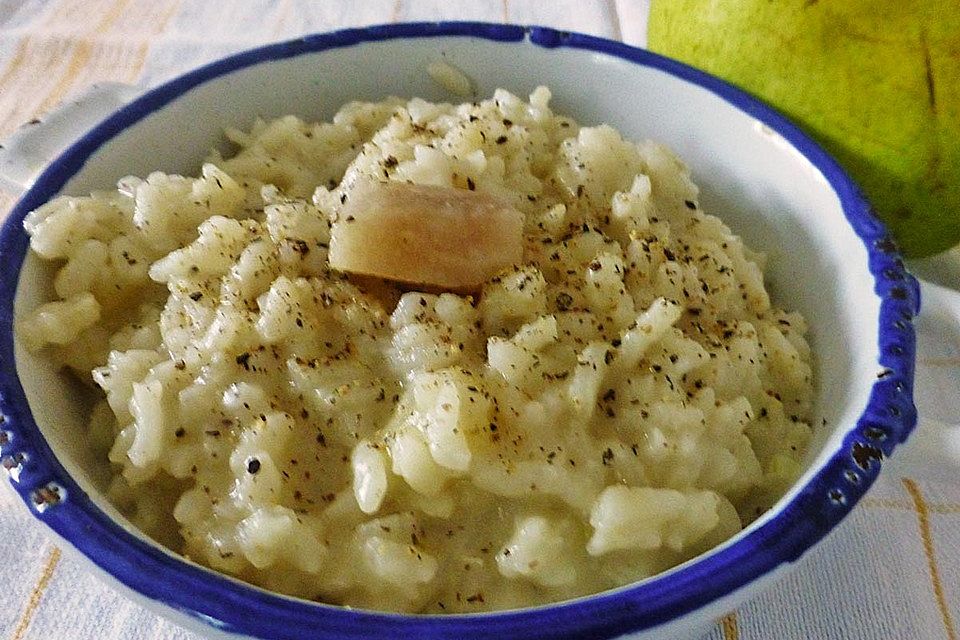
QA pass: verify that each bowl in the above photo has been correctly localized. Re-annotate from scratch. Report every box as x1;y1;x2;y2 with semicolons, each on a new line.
0;22;919;639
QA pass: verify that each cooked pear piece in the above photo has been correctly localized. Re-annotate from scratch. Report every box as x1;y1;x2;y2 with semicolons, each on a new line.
329;181;524;289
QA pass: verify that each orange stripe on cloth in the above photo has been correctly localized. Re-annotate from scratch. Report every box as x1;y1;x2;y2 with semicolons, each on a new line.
720;612;739;640
10;546;62;640
903;477;958;640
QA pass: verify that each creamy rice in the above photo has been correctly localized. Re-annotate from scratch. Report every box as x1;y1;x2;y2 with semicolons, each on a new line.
18;87;813;612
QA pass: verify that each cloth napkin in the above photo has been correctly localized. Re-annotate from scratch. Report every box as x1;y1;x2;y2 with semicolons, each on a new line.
0;2;957;638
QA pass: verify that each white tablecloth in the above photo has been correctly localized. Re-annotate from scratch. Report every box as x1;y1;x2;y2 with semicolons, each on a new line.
1;2;957;638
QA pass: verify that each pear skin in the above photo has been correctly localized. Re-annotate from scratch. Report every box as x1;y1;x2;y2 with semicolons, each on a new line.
649;0;960;257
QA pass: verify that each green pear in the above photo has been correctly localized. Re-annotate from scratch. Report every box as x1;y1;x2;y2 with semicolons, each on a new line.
648;0;960;257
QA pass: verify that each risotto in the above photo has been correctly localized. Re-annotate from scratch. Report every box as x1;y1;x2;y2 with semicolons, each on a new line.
17;87;813;613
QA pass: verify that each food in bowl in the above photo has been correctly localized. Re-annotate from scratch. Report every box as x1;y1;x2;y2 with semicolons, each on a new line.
16;86;813;613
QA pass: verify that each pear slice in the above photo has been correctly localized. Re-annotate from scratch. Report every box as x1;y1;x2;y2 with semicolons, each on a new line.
329;181;524;289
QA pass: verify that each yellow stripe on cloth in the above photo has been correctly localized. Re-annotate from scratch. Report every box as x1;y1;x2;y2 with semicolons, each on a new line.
862;496;960;514
126;0;184;88
0;190;17;224
0;3;69;137
0;38;30;91
903;477;958;640
860;497;916;511
10;547;62;640
0;37;74;139
720;612;740;640
270;0;294;38
919;357;960;367
44;0;127;30
36;0;134;114
928;503;960;515
0;0;136;138
36;40;95;115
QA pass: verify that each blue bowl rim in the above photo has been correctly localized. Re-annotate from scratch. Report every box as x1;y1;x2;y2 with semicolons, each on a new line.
0;21;919;640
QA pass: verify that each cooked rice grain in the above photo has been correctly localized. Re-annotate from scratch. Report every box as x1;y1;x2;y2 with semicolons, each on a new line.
19;87;813;612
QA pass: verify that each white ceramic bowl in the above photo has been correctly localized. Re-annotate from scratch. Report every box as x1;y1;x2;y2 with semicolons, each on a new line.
0;23;921;639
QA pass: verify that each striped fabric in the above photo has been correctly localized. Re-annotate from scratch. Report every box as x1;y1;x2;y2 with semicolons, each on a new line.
0;2;957;638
